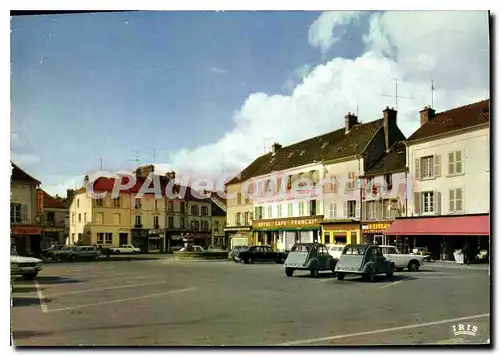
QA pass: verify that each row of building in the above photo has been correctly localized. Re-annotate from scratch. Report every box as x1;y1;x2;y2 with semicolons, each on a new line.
224;99;490;262
10;164;228;255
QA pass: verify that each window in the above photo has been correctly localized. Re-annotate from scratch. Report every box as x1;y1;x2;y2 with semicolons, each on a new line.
276;177;283;192
422;191;435;213
78;233;82;242
310;200;317;215
449;188;464;213
298;202;304;216
72;213;75;224
348;172;356;190
96;198;103;207
201;206;209;216
77;199;79;208
168;217;174;228
202;221;209;231
384;174;393;190
47;211;55;222
236;213;241;226
382;246;398;255
328;203;336;218
420;156;433;178
180;217;185;228
277;204;282;218
286;175;292;191
113;213;120;225
135;198;142;209
191;205;199;216
267;206;272;218
105;233;112;245
84;213;87;224
192;220;200;231
113;197;120;207
10;203;22;223
119;233;128;246
287;203;293;217
154;199;158;210
97;233;104;244
324;232;331;244
244;212;250;225
416;155;441;179
96;212;103;224
78;213;82;223
310;170;319;185
448;151;463;175
346;201;357;218
366;201;376;220
167;201;174;211
214;221;219;232
254;207;263;220
71;233;75;243
154;216;159;227
135;215;142;226
236;192;242;205
180;202;186;213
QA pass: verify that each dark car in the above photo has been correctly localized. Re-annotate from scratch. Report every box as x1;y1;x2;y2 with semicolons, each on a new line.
334;244;395;282
228;245;249;261
237;245;287;264
284;243;337;277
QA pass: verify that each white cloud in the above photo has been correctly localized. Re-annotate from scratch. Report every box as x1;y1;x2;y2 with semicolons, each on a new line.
308;11;362;54
281;64;312;93
209;66;228;76
158;11;488;183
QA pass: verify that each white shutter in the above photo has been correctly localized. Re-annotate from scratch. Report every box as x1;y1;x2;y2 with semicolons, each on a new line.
456;150;463;174
448;152;455;175
456;188;464;212
414;192;421;215
343;201;348;218
21;204;28;223
414;158;420;180
449;189;455;213
332;203;337;218
355;200;360;219
362;201;367;220
434;155;441;177
435;191;441;215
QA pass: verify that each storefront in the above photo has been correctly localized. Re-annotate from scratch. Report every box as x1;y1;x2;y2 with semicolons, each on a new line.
131;228;149;253
321;220;360;245
148;229;165;253
384;214;490;262
224;226;252;248
11;226;42;256
41;226;65;249
361;222;393;245
252;216;323;251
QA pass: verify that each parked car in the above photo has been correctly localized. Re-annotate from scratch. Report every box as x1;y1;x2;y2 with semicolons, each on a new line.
229;245;249;261
47;245;74;261
334;244;395;282
411;247;432;262
41;244;66;258
58;246;102;261
284;243;337;277
237;245;287;264
326;244;346;259
380;245;426;271
109;245;141;254
11;254;43;280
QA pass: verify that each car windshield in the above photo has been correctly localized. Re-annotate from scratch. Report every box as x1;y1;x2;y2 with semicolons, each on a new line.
343;247;366;255
291;245;311;252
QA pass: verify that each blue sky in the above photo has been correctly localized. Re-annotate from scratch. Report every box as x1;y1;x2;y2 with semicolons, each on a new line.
11;11;489;196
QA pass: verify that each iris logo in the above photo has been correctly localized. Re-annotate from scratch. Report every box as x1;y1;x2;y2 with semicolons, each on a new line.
451;323;479;337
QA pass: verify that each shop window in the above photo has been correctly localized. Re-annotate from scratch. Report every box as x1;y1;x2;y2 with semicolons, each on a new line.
97;233;104;244
334;234;347;244
324;233;331;245
105;233;113;245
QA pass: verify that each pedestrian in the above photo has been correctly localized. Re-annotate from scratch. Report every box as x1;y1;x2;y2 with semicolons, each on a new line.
463;243;469;265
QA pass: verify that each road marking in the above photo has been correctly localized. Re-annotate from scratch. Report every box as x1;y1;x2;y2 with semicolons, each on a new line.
46;287;196;313
44;280;169;297
379;277;411;289
34;280;49;313
273;313;490;346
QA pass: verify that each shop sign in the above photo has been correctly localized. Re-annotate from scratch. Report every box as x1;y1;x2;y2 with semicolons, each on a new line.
253;217;322;229
36;189;44;215
11;226;41;235
362;222;391;233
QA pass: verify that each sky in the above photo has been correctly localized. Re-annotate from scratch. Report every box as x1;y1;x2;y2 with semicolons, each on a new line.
10;10;490;197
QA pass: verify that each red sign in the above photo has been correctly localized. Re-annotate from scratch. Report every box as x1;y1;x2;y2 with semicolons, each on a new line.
11;226;41;235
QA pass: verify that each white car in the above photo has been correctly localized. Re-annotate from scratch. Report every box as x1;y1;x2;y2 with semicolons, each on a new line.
326;244;346;259
11;254;43;280
380;245;426;272
109;245;141;254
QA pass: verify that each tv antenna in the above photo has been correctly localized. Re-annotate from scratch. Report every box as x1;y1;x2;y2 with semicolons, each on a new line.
263;137;277;154
381;78;414;110
126;150;141;166
431;79;435;108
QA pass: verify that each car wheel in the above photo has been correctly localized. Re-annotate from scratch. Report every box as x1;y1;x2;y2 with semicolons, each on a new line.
115;250;120;254
337;273;345;281
408;260;420;272
22;273;37;280
285;268;294;277
310;269;319;277
386;264;395;277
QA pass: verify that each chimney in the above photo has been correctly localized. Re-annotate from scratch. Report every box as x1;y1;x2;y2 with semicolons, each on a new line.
136;164;155;178
383;107;398;152
83;175;89;186
345;112;359;134
419;106;436;126
165;171;176;180
66;189;75;200
271;142;282;155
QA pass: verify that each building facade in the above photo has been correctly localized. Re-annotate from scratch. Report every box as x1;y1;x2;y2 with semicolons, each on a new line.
210;195;227;248
224;182;253;248
10;162;42;256
39;189;67;248
385;99;490;261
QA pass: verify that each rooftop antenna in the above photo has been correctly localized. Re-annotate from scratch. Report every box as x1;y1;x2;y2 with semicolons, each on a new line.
431;79;435;108
126;150;141;167
381;78;414;110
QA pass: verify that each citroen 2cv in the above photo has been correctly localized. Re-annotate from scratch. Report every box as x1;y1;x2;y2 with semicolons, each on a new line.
284;243;337;277
334;244;395;282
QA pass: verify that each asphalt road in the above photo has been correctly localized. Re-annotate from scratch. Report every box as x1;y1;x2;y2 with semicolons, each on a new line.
11;258;491;346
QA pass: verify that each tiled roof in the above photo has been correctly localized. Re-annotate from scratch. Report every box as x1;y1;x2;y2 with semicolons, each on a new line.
227;119;384;184
363;141;407;177
211;201;226;217
10;162;41;185
41;190;66;209
407;99;490;142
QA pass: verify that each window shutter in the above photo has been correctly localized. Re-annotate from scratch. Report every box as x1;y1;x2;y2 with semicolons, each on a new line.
448;152;455;175
456;188;463;212
21;204;28;223
414;192;421;215
332;203;337;218
343;201;348;218
435;191;441;214
434;155;441;177
362;201;367;220
449;189;455;212
414;159;420;180
355;201;360;218
456;150;463;174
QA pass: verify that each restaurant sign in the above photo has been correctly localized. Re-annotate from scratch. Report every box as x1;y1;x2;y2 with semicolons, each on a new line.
11;226;42;235
253;217;322;230
362;222;391;233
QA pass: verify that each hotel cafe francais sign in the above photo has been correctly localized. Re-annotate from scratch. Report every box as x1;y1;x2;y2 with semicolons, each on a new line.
253;217;322;229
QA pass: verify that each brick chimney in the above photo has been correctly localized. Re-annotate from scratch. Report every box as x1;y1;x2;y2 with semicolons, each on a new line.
66;189;74;200
271;142;282;155
345;112;359;134
136;164;155;178
383;106;398;152
419;106;436;126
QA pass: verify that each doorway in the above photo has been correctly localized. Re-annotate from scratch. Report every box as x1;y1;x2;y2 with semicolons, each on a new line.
119;233;128;246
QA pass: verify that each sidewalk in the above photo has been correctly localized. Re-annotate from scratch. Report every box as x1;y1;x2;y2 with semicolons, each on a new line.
426;261;490;271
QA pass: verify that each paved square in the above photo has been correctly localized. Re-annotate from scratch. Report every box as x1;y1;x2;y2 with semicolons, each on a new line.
11;259;491;346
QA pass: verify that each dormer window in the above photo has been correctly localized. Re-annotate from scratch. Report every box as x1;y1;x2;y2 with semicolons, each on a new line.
321;141;329;149
300;150;306;156
287;152;294;159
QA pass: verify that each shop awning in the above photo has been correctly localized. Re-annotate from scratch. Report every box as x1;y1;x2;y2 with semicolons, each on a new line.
384;215;490;236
